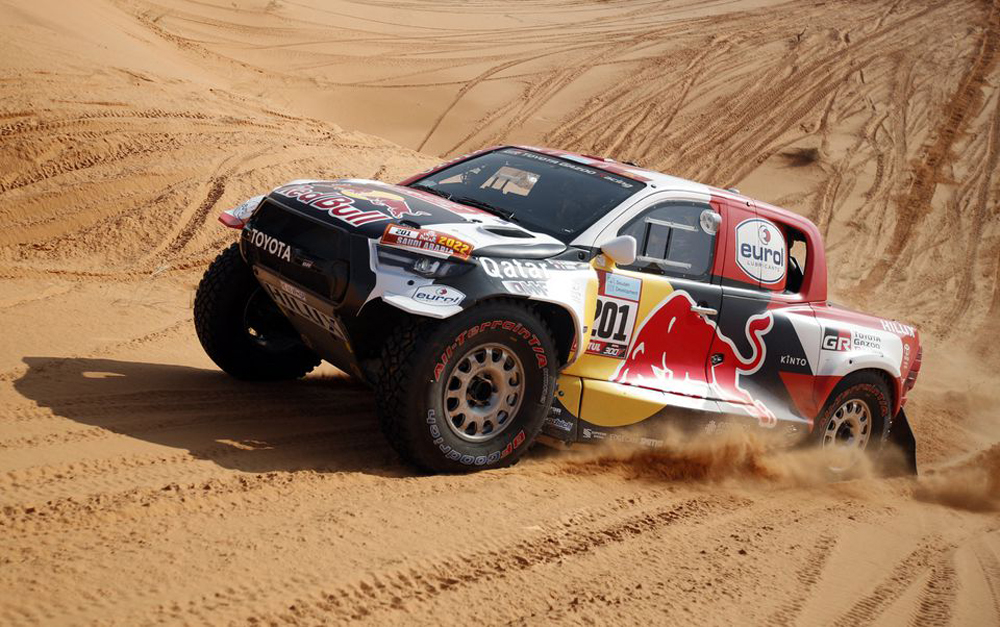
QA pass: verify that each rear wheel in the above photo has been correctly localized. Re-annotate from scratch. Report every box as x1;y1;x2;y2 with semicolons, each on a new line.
194;243;320;380
377;301;558;473
811;372;890;473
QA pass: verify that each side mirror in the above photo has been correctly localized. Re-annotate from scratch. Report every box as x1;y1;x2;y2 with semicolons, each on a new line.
600;235;637;266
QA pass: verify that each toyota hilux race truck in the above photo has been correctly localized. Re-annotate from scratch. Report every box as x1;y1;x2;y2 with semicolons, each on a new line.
194;146;921;474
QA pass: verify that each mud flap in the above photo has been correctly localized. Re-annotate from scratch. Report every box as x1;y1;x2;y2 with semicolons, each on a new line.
541;400;578;444
881;408;918;476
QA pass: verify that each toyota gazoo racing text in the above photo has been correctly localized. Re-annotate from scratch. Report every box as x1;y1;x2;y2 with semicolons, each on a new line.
194;146;921;473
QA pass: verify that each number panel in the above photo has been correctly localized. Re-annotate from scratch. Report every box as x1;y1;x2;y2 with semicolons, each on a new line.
586;271;641;359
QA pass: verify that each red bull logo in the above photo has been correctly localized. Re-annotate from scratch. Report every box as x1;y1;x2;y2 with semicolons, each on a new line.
611;291;777;426
338;186;427;220
273;183;428;226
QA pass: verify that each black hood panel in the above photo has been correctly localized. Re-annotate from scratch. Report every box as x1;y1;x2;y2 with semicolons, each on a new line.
265;180;495;238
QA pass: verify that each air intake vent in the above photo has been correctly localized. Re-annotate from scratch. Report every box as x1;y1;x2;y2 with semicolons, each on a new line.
482;226;534;239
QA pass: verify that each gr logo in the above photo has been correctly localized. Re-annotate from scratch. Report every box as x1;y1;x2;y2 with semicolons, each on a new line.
822;327;851;351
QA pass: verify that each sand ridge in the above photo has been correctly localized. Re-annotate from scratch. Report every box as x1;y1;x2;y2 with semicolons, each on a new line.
1;0;999;625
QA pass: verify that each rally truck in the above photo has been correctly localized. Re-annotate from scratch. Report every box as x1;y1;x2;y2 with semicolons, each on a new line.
194;146;920;473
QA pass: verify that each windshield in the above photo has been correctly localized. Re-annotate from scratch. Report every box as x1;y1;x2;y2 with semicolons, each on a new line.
409;148;644;242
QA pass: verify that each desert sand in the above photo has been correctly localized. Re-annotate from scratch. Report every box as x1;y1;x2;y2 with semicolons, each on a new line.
1;0;999;624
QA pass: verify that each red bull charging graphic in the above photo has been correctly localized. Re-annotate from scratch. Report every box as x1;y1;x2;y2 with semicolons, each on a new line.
611;291;777;426
273;183;428;226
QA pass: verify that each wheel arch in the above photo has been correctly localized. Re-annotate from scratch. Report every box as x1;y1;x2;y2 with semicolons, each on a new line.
456;295;578;367
368;293;579;365
818;366;901;420
528;300;577;367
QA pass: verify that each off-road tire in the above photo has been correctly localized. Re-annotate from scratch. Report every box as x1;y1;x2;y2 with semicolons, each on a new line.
377;300;558;473
811;371;891;473
194;243;320;380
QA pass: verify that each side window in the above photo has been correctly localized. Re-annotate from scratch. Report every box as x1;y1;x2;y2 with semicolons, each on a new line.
785;226;808;293
618;201;717;279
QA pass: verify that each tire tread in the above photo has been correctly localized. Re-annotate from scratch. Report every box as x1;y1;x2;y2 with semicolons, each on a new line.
376;299;556;472
194;243;320;381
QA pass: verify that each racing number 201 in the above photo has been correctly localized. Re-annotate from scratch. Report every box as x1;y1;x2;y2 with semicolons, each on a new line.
593;299;630;342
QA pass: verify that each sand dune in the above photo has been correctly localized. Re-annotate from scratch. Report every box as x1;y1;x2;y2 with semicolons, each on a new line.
1;0;998;624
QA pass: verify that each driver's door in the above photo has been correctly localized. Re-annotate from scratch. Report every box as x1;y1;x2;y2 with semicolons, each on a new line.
563;197;726;431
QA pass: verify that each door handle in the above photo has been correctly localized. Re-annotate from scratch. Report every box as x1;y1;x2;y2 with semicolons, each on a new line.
691;305;718;317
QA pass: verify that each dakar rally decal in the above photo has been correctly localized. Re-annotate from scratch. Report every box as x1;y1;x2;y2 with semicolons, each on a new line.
587;271;641;359
611;291;778;426
735;218;786;285
380;224;473;260
273;183;429;227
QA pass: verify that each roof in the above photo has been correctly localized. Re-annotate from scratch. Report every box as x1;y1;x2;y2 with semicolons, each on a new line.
400;144;813;231
515;145;810;228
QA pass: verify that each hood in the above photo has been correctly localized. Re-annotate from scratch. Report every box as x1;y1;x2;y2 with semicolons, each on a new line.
264;179;566;258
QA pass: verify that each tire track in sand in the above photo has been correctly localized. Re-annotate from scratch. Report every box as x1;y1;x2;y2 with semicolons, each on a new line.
860;0;1000;291
0;421;383;510
830;540;951;627
767;533;839;625
910;557;958;626
202;494;747;625
975;539;1000;619
940;62;1000;329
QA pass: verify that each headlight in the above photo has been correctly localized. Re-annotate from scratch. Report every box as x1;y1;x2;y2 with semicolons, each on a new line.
231;195;265;221
376;246;473;278
220;195;266;229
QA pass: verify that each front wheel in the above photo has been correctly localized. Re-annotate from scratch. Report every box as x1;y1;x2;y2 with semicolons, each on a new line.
376;300;558;473
194;243;320;380
811;372;891;473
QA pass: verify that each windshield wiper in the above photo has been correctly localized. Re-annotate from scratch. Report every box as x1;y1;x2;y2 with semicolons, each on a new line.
449;196;517;222
409;183;453;201
410;185;517;222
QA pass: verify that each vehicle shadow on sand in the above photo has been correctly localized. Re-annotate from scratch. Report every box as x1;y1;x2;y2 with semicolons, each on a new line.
14;356;415;477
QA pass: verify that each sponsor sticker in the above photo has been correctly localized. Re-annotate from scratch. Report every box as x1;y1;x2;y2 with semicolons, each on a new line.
413;285;466;306
244;226;292;262
273;183;432;227
779;354;808;368
279;280;306;301
735;218;786;284
822;327;883;352
822;327;851;351
273;183;392;227
586;271;641;358
881;319;916;337
546;417;574;432
604;273;641;301
580;426;662;447
501;280;548;296
381;224;473;260
481;257;561;279
262;282;346;340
